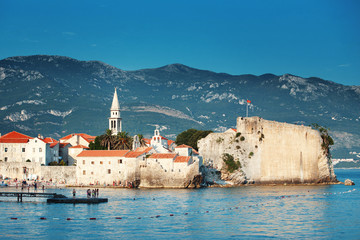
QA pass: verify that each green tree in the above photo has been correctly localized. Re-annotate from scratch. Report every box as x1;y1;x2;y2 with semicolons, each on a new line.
137;134;147;147
101;129;115;150
114;131;132;150
176;129;213;150
89;135;106;150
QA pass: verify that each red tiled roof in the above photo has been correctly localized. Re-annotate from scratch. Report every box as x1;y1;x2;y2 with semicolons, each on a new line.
148;153;177;159
231;128;237;132
60;133;96;143
43;137;59;148
192;149;199;155
49;142;58;148
0;131;33;143
69;145;89;149
125;151;146;158
167;140;175;146
134;147;153;153
43;137;58;143
77;150;129;157
59;143;71;148
143;138;151;144
175;144;192;149
174;156;190;163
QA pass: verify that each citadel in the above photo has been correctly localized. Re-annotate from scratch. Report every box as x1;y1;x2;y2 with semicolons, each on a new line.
0;89;337;187
0;89;202;188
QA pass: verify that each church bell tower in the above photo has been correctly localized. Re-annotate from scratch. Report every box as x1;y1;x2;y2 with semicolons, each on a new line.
109;88;122;135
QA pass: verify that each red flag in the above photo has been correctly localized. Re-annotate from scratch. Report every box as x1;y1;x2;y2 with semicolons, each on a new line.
247;100;251;104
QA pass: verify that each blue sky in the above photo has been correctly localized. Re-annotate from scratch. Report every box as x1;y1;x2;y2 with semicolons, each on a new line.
0;0;359;85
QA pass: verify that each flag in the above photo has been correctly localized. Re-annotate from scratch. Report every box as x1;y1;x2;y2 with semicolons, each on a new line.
247;100;251;104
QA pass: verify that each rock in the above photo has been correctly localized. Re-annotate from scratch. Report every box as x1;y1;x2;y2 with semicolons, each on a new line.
344;179;355;186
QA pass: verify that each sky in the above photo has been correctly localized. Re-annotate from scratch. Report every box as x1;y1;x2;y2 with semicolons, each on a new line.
0;0;359;86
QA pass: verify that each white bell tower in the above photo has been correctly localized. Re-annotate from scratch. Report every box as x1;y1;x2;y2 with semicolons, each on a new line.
109;88;122;135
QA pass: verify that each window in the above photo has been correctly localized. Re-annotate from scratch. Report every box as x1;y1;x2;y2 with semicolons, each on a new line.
91;161;94;165
39;148;42;152
4;157;7;162
83;160;85;165
83;170;86;175
100;161;103;164
118;159;122;164
39;157;43;163
4;148;8;152
91;172;94;175
22;148;25;152
109;161;111;164
108;169;111;174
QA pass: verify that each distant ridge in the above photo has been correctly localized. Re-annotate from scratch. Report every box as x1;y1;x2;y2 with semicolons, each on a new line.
0;55;359;158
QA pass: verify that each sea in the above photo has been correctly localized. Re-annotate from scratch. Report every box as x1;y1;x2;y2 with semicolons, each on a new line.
0;169;359;240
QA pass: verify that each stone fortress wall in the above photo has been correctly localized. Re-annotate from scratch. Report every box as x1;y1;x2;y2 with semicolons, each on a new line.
198;116;336;184
0;162;76;184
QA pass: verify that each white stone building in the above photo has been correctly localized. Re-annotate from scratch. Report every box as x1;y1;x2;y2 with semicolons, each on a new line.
0;131;52;165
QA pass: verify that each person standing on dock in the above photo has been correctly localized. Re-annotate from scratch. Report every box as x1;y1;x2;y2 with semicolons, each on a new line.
73;189;76;198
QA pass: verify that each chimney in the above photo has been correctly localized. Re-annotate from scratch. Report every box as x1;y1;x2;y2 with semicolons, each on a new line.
38;134;41;139
76;135;80;145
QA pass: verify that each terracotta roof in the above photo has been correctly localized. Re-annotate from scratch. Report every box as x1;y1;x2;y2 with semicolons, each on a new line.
49;142;58;148
174;156;190;163
175;144;192;149
69;145;90;149
192;149;199;155
134;147;153;153
167;140;175;146
77;150;129;157
148;153;177;159
125;151;146;158
43;137;59;148
43;137;58;143
59;143;71;148
0;131;33;143
143;138;151;144
60;133;96;143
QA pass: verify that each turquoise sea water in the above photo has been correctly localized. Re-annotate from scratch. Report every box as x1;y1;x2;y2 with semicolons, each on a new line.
0;169;359;239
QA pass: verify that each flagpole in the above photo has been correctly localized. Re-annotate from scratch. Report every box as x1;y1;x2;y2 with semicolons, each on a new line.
246;101;248;117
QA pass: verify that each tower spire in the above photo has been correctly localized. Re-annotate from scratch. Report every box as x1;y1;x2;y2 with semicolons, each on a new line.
111;88;120;110
109;88;122;135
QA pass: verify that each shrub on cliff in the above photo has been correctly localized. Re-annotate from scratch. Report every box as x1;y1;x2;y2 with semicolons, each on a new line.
311;123;334;158
222;153;241;173
176;129;213;150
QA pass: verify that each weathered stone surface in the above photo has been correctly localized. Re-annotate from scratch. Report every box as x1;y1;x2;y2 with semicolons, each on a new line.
344;179;355;185
198;116;337;184
0;162;76;184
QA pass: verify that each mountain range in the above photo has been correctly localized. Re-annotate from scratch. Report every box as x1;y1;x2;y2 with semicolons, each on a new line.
0;55;359;158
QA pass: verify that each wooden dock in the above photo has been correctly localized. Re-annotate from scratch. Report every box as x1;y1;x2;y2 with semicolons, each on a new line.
0;192;66;202
47;197;108;204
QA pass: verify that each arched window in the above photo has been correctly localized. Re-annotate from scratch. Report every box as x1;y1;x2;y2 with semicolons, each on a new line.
114;121;116;128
